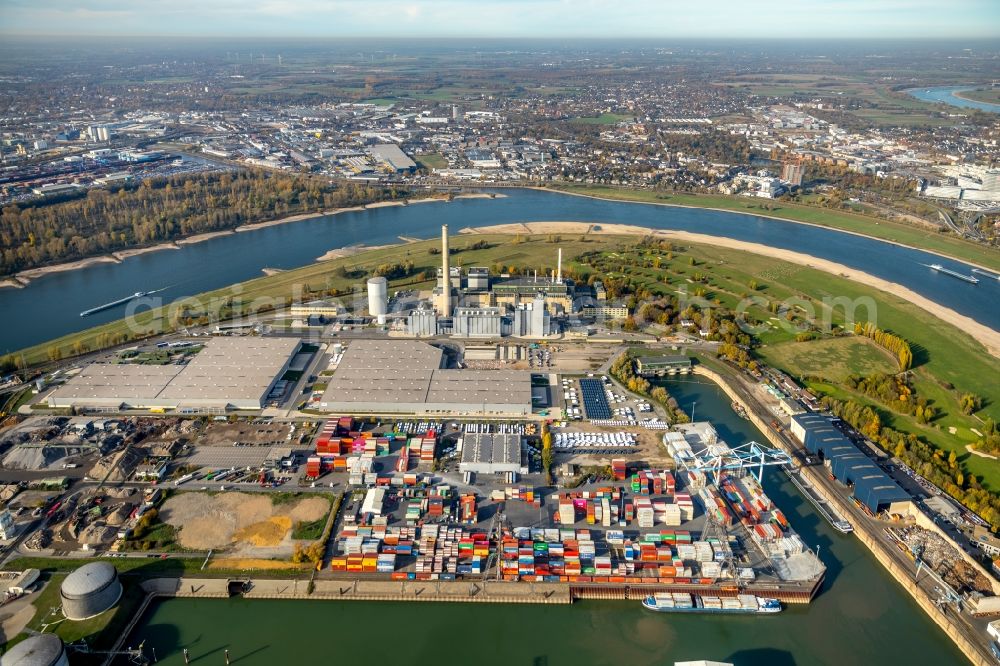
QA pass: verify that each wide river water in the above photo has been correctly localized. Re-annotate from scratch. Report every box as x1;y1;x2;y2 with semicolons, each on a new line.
2;189;999;353
120;376;965;666
907;86;1000;113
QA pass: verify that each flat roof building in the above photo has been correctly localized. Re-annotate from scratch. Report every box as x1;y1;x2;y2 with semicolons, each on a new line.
369;144;416;172
319;340;531;416
47;337;301;412
635;355;693;376
460;432;523;474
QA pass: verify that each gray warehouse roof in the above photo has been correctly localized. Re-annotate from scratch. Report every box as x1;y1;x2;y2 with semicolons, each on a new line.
47;337;300;410
461;432;521;466
369;143;416;171
323;340;532;414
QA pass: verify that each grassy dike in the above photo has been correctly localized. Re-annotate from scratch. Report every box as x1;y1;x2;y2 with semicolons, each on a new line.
543;183;1000;273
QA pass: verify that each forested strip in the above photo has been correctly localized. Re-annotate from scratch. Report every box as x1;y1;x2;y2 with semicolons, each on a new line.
1;171;410;275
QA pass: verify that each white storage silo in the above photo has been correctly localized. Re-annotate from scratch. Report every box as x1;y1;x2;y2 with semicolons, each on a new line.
367;277;388;325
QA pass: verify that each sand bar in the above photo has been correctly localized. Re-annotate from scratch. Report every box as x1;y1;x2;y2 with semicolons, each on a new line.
467;221;1000;358
316;243;398;262
13;255;120;283
364;201;406;209
113;243;180;260
176;230;235;245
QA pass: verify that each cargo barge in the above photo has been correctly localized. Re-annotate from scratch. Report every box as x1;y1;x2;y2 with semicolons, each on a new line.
972;268;1000;282
80;291;149;317
926;263;979;284
783;467;853;534
642;592;781;614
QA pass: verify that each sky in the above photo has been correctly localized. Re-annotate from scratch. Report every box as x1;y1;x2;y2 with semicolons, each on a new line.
1;0;998;39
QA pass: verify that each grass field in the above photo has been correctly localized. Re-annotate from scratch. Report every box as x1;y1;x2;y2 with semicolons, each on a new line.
415;152;448;169
546;184;1000;273
757;337;897;383
572;113;633;124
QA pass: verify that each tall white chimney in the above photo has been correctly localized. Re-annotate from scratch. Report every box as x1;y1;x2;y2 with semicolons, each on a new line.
439;224;451;317
557;248;562;283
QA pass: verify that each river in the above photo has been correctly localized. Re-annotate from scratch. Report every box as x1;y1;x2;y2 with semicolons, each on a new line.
906;86;1000;113
2;189;999;353
119;376;966;666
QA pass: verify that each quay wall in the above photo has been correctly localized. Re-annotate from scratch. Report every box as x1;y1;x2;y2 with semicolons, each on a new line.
694;364;993;666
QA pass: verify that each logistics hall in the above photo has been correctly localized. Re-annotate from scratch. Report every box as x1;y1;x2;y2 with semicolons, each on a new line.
46;337;301;412
318;339;532;416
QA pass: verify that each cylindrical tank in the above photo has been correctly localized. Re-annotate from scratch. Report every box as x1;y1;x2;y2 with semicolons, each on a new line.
59;561;122;621
1;633;69;666
367;276;388;324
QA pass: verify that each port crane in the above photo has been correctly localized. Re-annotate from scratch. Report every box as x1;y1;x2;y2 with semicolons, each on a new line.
679;440;794;483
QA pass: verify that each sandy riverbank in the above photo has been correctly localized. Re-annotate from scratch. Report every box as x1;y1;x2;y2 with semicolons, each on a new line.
316;243;399;262
364;201;406;209
13;255;121;284
176;230;236;245
113;243;180;260
530;186;1000;275
456;192;507;199
466;221;1000;358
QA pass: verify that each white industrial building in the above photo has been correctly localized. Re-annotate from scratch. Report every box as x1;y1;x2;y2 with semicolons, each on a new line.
453;307;502;337
46;337;301;412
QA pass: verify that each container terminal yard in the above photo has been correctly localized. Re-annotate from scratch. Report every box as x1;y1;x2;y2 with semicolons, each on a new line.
0;332;997;664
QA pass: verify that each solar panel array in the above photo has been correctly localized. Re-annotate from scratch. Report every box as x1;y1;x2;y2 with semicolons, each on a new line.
579;378;612;420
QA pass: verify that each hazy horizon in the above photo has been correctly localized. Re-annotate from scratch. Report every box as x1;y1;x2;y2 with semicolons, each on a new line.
1;0;998;40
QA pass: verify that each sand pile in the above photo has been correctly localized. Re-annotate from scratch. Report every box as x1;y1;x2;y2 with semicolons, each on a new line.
233;517;294;547
160;492;329;550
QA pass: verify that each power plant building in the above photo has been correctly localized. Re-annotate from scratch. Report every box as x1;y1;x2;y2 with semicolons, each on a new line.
319;340;531;416
453;307;502;338
60;562;123;621
511;295;551;338
407;308;439;337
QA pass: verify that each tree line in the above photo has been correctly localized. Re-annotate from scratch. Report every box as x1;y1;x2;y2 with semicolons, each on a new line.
1;171;410;275
854;321;913;370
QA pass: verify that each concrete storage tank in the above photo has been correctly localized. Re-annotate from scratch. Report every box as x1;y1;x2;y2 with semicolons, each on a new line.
60;561;122;620
367;276;388;325
0;633;69;666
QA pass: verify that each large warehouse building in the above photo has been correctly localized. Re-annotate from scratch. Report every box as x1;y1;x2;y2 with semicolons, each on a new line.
319;340;532;416
790;414;911;515
47;337;301;412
